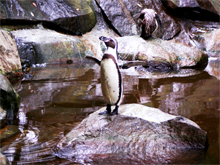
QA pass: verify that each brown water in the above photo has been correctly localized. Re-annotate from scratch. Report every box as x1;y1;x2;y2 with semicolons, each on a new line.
1;62;219;164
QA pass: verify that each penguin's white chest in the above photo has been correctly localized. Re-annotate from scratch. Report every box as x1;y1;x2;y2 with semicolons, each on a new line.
100;58;121;105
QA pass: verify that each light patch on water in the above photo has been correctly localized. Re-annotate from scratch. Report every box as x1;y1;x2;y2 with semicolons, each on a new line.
32;63;47;68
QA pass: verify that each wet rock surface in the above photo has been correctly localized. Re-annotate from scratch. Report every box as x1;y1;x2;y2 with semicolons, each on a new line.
0;0;96;35
54;104;208;164
0;125;20;142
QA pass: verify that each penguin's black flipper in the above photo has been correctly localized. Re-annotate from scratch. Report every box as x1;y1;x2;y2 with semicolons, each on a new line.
85;56;101;65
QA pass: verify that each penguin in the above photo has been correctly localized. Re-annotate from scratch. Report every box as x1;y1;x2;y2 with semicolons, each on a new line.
137;9;162;39
86;36;123;115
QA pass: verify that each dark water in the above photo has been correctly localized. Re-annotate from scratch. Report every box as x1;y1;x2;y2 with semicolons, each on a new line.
1;62;219;164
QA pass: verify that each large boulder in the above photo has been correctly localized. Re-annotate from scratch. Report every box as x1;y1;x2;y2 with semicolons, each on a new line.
96;0;181;40
54;104;208;164
0;30;22;75
12;28;94;65
0;0;96;35
116;36;208;69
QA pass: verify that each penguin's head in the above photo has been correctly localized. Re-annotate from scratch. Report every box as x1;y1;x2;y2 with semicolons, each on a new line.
99;36;117;50
99;36;118;60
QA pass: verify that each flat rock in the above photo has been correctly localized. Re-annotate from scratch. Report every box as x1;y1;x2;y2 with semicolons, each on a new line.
12;28;94;65
116;36;208;69
54;104;208;164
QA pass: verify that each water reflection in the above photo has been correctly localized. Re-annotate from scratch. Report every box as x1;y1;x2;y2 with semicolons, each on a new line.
1;62;219;164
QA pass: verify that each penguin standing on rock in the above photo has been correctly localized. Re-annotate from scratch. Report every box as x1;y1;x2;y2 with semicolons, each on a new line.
86;36;123;115
137;9;162;39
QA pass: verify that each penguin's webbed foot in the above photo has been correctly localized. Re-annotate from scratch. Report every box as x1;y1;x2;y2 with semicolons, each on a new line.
111;106;119;115
98;110;111;115
98;104;111;115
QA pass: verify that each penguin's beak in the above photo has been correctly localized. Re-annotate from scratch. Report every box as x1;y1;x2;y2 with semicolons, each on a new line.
99;36;110;43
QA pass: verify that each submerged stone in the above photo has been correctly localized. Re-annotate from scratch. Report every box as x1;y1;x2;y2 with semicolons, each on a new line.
54;104;208;164
0;125;20;142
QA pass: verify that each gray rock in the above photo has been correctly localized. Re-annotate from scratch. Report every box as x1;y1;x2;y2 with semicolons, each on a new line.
54;104;208;164
0;0;96;35
0;73;20;123
162;0;220;16
12;29;94;65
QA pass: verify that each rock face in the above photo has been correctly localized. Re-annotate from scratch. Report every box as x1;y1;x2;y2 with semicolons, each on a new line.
0;73;20;123
116;36;208;69
0;0;96;35
96;0;181;40
12;28;94;65
54;104;208;164
162;0;220;20
0;30;22;75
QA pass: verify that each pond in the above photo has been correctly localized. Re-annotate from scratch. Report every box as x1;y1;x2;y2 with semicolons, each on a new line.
1;61;219;164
